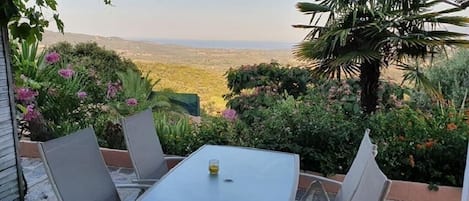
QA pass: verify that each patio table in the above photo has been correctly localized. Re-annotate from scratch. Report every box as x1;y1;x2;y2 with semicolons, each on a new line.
137;145;299;201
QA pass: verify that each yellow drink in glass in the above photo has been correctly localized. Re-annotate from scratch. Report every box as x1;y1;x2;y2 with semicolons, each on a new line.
209;159;219;175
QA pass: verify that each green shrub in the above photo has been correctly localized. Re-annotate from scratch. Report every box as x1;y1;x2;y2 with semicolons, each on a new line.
10;41;45;81
311;78;407;116
12;41;159;144
154;112;194;156
225;62;313;97
225;62;314;122
47;42;138;103
192;116;242;146
155;112;248;156
47;42;138;80
368;106;469;186
245;96;363;175
426;49;469;108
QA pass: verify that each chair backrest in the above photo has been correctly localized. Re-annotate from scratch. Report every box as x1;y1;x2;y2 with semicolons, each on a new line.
38;128;120;201
350;157;391;201
461;140;469;201
335;129;377;201
121;109;168;180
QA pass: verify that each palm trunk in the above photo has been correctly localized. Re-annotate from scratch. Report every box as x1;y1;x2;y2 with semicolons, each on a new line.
359;60;381;114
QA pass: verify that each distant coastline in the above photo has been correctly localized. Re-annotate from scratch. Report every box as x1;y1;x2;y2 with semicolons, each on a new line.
133;38;297;50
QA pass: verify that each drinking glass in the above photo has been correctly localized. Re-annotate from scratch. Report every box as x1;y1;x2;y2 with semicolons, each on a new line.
208;159;219;175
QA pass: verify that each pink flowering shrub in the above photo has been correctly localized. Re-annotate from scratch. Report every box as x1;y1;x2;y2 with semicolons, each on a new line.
126;98;138;106
15;87;38;103
24;104;39;121
222;109;237;121
106;82;122;99
45;52;60;64
77;91;87;100
58;68;75;79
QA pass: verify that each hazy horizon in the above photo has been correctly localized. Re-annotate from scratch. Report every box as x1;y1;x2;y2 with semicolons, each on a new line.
47;0;469;44
48;0;311;43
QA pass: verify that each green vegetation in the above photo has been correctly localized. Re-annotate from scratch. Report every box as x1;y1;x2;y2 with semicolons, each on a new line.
14;39;468;187
426;49;469;109
155;53;469;187
136;61;228;114
12;41;177;145
294;0;469;114
7;0;469;191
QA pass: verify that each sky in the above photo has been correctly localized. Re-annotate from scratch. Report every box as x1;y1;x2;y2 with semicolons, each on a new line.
47;0;469;43
48;0;311;42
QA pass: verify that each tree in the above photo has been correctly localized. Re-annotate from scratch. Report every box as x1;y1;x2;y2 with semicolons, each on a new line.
294;0;469;114
0;0;111;42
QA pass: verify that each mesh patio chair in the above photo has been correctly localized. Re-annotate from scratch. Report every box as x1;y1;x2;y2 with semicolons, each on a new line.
121;109;185;184
461;140;469;201
350;156;391;201
299;129;378;201
38;127;150;201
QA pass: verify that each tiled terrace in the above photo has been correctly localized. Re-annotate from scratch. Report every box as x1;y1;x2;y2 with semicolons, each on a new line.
22;158;141;201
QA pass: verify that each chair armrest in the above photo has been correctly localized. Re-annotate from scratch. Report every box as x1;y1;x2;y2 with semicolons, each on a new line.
300;172;343;186
131;179;159;185
164;156;185;169
115;183;152;190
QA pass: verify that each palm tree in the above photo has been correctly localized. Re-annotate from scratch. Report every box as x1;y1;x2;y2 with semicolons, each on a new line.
294;0;469;114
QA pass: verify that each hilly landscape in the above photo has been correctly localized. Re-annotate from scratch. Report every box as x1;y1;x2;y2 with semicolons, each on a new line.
40;31;298;72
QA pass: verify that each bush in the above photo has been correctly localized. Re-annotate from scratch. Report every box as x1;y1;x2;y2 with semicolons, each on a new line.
15;52;112;140
156;112;248;156
426;49;469;108
368;106;469;186
12;41;167;145
225;62;314;122
244;95;363;175
311;78;406;117
225;62;314;97
46;42;138;103
154;112;194;156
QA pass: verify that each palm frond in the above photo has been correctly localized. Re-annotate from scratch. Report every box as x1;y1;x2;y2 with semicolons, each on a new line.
296;2;331;13
329;50;382;66
312;60;359;80
424;30;468;39
441;39;469;47
434;16;469;26
398;63;444;101
292;24;324;29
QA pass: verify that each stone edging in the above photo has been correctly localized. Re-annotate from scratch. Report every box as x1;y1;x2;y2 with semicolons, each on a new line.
19;140;462;201
19;140;133;168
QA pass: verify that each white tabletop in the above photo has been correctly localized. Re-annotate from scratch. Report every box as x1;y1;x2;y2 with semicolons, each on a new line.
137;145;299;201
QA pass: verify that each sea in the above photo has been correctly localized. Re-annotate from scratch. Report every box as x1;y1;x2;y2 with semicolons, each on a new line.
134;38;297;50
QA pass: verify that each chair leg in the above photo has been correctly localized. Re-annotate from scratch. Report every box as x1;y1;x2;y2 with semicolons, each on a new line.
137;188;145;197
300;181;331;201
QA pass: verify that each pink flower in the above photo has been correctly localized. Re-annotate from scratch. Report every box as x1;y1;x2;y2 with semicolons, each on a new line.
106;82;121;99
77;91;87;100
58;68;74;79
15;87;38;102
222;109;237;121
24;104;39;121
45;52;60;64
126;98;138;106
